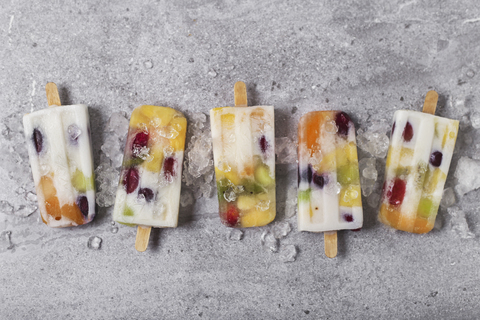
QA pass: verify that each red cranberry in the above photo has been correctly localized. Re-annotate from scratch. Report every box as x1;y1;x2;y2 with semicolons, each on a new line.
402;122;414;142
164;157;176;181
343;213;354;222
123;168;139;194
132;131;149;156
391;122;396;136
429;151;443;167
335;111;351;136
33;128;43;153
387;178;406;206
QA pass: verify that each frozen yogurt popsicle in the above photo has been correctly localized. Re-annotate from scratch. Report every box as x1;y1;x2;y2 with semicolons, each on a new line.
210;82;276;228
112;105;187;251
297;111;363;257
379;91;458;234
23;83;95;227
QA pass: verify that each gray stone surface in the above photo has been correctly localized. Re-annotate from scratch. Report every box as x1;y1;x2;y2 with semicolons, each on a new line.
1;1;480;319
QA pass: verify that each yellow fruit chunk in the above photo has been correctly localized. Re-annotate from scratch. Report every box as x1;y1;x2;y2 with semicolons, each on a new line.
237;195;257;210
399;148;414;166
318;150;336;172
144;145;164;172
339;185;362;207
215;167;241;185
335;146;348;168
169;117;187;151
423;168;447;194
254;164;274;187
240;208;275;227
221;113;235;130
344;141;358;163
130;105;178;129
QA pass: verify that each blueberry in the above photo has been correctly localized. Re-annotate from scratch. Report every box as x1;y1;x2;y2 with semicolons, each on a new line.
138;188;154;202
312;172;328;188
429;151;443;167
76;196;89;218
298;165;313;185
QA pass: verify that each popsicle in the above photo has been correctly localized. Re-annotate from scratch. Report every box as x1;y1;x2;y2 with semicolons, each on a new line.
379;91;459;234
112;105;187;251
23;83;96;227
210;82;276;228
297;111;363;257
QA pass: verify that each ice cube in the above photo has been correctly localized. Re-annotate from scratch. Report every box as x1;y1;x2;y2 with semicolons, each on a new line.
440;188;456;208
87;236;103;249
261;231;279;252
454;157;480;196
279;244;298;262
273;221;292;239
471;112;480;129
448;207;474;239
228;229;244;241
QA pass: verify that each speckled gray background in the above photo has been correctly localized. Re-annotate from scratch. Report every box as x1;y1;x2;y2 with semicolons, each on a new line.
1;1;480;319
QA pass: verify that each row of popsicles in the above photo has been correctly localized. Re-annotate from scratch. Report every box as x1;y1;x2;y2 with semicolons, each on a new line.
23;82;459;254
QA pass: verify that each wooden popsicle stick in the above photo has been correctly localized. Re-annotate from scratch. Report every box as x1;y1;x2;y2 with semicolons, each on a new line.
422;90;438;115
46;82;61;107
234;81;247;107
324;231;337;258
135;226;152;252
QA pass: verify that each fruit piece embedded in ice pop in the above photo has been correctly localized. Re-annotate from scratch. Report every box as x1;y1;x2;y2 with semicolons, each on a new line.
210;82;276;228
297;111;363;257
379;91;459;234
23;83;96;227
112;105;187;251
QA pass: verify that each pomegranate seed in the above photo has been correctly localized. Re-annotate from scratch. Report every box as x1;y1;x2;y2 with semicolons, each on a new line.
335;111;351;136
33;128;43;153
402;122;414;142
429;151;443;167
123;168;139;194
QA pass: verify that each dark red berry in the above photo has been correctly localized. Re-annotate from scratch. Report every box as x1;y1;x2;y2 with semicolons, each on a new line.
138;188;154;202
76;196;89;218
391;122;396;136
225;204;239;227
33;128;43;153
132;131;149;156
351;228;362;232
312;172;327;188
402;122;414;142
343;213;354;222
387;178;406;206
123;168;139;194
429;151;443;167
335;111;351;136
164;157;176;181
259;135;269;153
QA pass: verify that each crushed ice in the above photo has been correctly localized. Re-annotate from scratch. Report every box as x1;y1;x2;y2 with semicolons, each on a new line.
448;207;474;239
87;236;103;249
